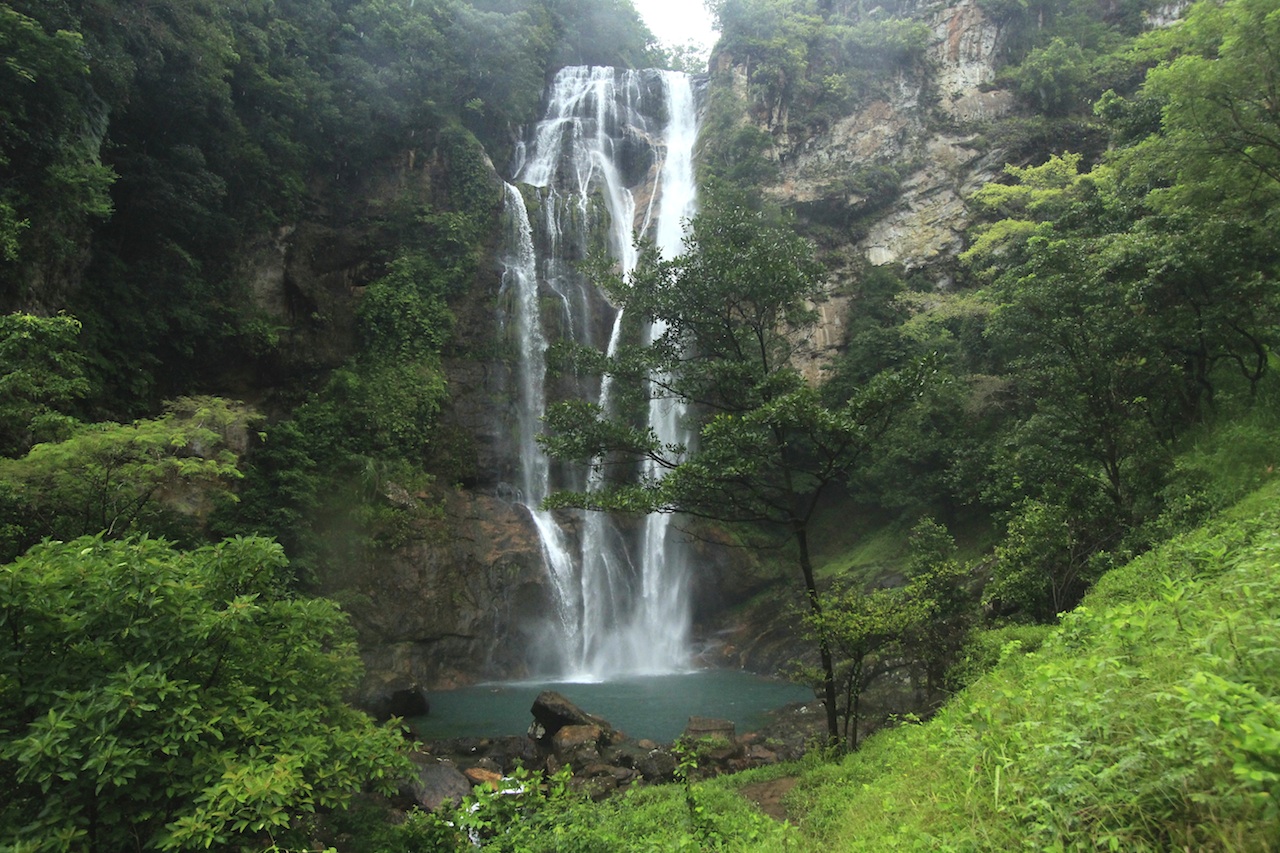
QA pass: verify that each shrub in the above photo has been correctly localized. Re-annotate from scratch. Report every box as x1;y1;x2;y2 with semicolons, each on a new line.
0;534;410;852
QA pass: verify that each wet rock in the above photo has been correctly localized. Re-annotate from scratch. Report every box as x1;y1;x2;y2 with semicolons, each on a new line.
636;748;677;782
583;763;636;786
605;741;649;770
574;774;619;801
530;691;612;738
484;735;540;769
553;725;607;771
362;680;430;721
406;760;471;811
464;767;503;788
552;724;604;755
684;716;736;743
468;757;502;775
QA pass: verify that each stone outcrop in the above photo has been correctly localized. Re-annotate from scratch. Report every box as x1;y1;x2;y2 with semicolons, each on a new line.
363;680;431;722
417;692;800;804
716;0;1013;380
405;758;473;812
530;690;615;738
309;487;552;708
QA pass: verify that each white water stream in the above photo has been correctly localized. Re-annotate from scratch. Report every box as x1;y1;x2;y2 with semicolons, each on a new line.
500;67;700;680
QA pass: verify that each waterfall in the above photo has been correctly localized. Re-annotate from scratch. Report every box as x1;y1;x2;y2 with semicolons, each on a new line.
500;67;701;680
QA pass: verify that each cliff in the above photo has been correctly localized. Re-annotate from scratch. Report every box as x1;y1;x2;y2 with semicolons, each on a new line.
707;0;1014;382
249;0;1022;694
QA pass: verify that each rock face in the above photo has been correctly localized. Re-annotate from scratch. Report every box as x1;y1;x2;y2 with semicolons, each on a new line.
309;488;553;707
719;0;1012;379
364;681;431;722
406;758;473;812
530;690;615;736
231;0;1017;697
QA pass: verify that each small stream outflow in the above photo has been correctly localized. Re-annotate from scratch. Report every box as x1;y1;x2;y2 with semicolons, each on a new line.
499;67;701;680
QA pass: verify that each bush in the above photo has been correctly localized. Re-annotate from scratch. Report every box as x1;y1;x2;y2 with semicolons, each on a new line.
0;534;410;852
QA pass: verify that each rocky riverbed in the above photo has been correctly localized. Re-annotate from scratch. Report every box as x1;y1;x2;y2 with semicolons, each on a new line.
400;690;830;810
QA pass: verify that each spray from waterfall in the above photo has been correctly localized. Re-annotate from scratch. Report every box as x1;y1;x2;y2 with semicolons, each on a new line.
500;67;701;680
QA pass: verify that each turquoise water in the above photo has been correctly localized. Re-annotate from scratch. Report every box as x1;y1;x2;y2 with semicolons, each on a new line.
413;670;814;742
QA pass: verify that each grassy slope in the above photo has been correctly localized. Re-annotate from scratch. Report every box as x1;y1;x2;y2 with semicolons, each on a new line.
522;477;1280;851
781;479;1280;851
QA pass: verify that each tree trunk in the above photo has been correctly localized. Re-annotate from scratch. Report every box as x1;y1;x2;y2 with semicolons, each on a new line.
796;524;840;748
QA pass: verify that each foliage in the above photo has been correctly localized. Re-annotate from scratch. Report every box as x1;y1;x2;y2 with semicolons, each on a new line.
1138;0;1280;201
543;192;936;746
0;396;255;561
434;761;791;852
1;0;654;410
953;0;1280;614
0;534;411;852
0;312;89;455
0;6;114;293
985;497;1114;619
807;580;932;748
944;622;1053;692
707;0;929;139
780;479;1280;850
809;518;974;748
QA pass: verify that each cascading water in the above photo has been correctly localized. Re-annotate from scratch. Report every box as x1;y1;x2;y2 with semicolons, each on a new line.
499;66;701;680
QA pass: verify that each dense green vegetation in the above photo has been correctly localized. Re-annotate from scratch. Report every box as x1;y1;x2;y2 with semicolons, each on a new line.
0;0;666;847
0;0;660;408
650;0;1272;763
2;0;1279;844
0;0;666;560
0;534;410;851
420;470;1279;850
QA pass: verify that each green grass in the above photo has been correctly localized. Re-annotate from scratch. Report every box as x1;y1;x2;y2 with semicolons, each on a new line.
812;524;904;580
783;479;1280;851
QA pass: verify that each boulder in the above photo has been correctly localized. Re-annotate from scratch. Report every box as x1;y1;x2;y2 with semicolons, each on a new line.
463;767;503;788
636;748;677;782
484;735;540;769
552;724;604;755
684;716;736;743
604;741;649;770
363;681;430;721
583;763;635;783
406;760;471;812
530;691;612;738
468;757;503;775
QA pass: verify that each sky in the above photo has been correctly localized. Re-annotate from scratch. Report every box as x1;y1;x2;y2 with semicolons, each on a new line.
633;0;719;55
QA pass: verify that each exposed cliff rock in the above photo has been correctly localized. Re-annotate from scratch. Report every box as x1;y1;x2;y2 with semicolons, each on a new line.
306;486;552;706
227;0;1020;695
714;0;1013;379
234;141;508;409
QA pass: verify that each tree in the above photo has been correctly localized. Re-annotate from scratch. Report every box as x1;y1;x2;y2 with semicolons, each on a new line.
542;194;934;746
0;6;115;293
0;312;89;456
0;533;410;852
1139;0;1280;201
985;497;1112;619
0;396;253;560
806;580;931;749
804;518;973;749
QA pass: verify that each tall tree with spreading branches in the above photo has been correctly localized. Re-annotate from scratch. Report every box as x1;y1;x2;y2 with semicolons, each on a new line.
542;192;934;746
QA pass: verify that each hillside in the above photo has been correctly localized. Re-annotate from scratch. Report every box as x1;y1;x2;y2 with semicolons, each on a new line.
424;471;1279;850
